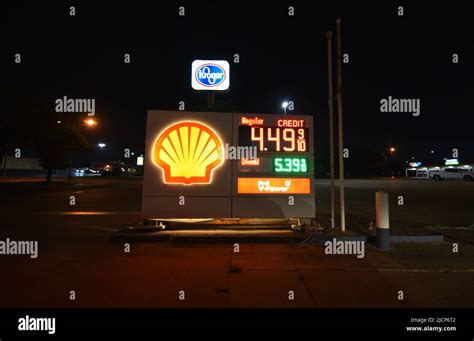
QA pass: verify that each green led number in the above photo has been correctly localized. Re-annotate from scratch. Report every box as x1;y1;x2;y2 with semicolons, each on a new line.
274;158;308;173
275;158;283;172
292;158;300;172
301;158;307;172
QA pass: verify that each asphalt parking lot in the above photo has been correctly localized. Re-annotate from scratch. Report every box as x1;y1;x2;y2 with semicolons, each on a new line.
315;178;474;235
0;177;472;308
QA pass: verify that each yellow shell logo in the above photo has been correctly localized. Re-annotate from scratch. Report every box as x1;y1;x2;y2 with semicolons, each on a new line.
152;121;224;185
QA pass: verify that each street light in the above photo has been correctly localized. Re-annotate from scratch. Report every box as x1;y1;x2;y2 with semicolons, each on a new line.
62;117;98;181
84;118;98;127
388;147;397;177
282;101;289;115
98;143;106;152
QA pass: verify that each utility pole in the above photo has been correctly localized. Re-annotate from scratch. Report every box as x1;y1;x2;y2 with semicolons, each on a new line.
326;31;335;229
67;122;74;182
336;18;346;232
2;145;8;182
67;155;72;181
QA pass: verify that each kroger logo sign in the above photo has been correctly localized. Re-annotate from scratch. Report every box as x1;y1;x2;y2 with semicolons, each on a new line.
196;64;225;87
192;60;230;91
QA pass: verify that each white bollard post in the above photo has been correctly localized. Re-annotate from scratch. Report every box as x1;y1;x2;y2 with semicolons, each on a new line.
375;191;390;250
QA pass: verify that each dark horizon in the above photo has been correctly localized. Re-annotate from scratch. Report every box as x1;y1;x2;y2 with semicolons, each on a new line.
4;1;473;165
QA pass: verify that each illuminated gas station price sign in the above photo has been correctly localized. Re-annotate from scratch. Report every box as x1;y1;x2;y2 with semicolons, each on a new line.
274;157;308;173
238;116;312;175
239;120;308;152
247;127;307;152
143;111;315;220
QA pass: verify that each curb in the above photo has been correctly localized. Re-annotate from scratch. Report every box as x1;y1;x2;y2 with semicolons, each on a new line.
110;228;308;244
390;235;444;243
300;234;368;245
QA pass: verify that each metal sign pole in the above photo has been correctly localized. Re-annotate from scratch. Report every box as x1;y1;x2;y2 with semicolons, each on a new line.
326;31;335;229
207;92;215;109
336;18;346;232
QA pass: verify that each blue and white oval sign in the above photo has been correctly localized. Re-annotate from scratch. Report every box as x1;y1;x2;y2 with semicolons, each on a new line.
195;64;226;87
192;60;230;91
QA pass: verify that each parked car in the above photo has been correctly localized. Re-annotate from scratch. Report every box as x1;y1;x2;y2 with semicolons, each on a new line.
90;163;113;175
429;166;473;181
81;167;100;174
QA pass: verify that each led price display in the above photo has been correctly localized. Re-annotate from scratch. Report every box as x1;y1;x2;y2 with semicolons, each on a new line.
239;126;308;152
274;157;308;173
143;112;315;220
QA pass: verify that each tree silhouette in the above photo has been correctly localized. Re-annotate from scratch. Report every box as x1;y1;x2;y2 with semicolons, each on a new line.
3;88;93;182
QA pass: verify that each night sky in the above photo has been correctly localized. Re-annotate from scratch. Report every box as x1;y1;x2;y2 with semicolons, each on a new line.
4;1;473;164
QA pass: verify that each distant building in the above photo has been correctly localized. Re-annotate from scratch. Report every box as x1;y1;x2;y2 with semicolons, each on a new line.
1;156;43;170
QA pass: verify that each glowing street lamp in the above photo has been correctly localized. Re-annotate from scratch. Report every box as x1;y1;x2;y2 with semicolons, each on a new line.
98;143;106;152
389;147;396;154
282;101;289;115
84;118;98;127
